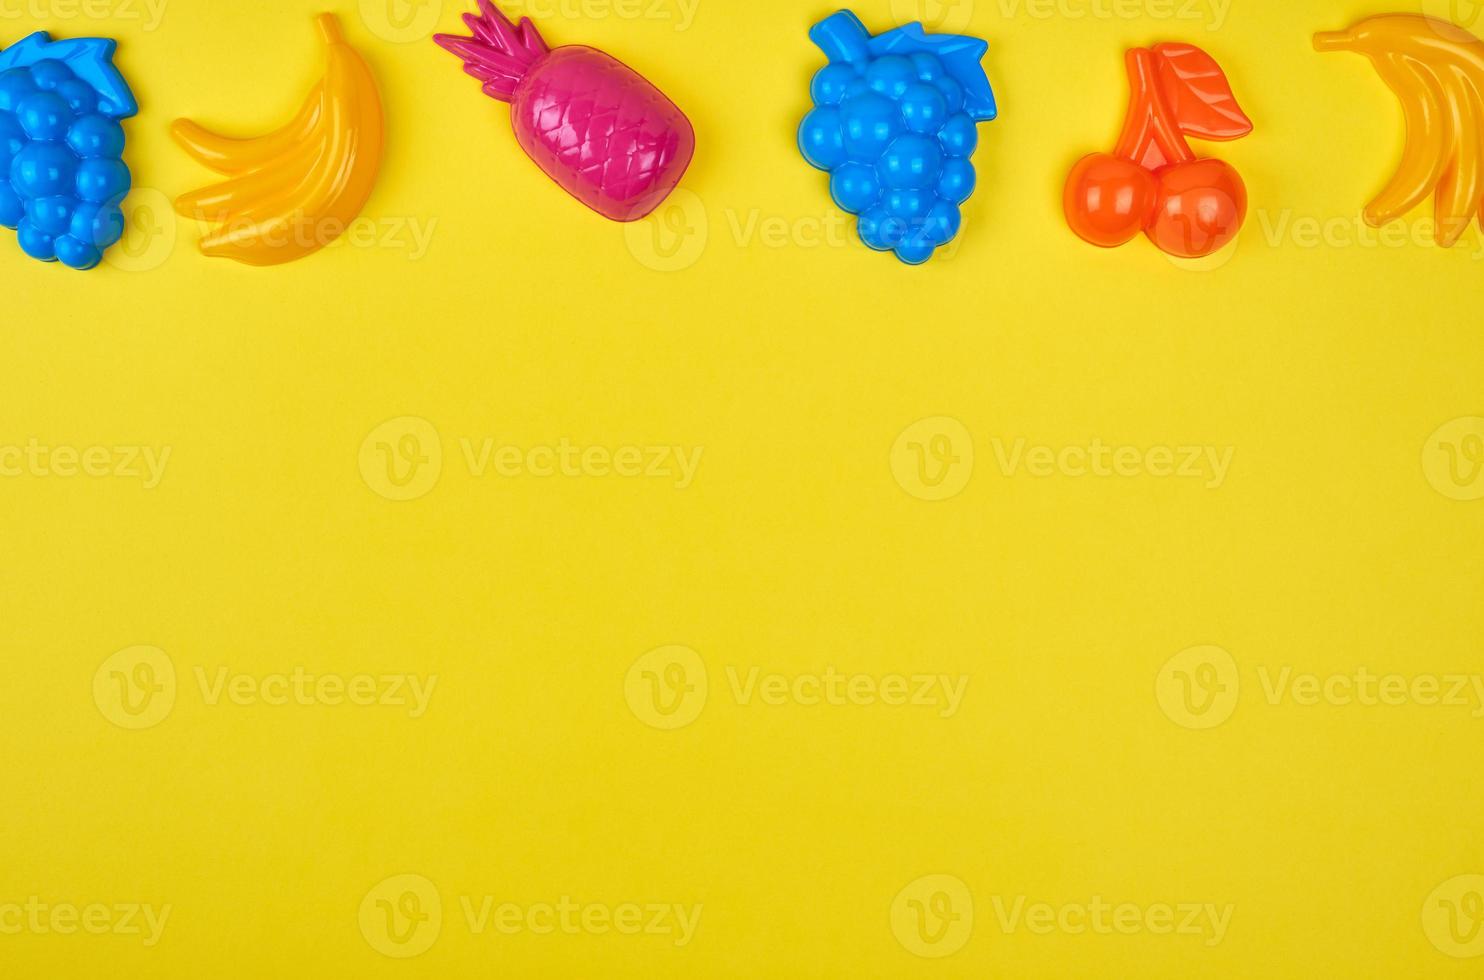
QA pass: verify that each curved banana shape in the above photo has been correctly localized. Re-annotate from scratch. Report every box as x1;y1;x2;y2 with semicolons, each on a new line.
1435;65;1484;246
1315;14;1484;248
171;15;384;266
1363;52;1450;228
171;86;323;177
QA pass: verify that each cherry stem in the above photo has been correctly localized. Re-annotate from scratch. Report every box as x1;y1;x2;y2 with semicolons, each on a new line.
1113;47;1195;170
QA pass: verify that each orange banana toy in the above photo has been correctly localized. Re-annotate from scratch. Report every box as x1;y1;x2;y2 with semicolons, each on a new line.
171;14;384;266
1315;14;1484;247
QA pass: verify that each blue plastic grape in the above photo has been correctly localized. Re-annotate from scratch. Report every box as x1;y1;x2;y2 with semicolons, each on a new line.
17;217;54;259
55;78;97;115
810;64;858;106
937;158;975;204
94;204;124;247
54;233;99;269
71;200;123;248
895;240;934;265
799;106;845;170
934;76;965;114
878;134;942;189
856;207;885;248
886;187;931;219
27;194;73;234
0;32;138;270
924;200;961;245
840;92;899;162
75;157;128;203
796;10;996;265
938;113;977;157
900;82;948;135
829;162;879;213
28;59;72;90
69;199;101;238
858;207;905;250
0;68;37;111
66;114;123;158
17;91;72;141
12;141;76;196
866;55;916;99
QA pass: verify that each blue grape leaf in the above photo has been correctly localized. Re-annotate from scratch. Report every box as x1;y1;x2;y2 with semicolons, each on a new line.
0;32;138;119
0;31;51;68
871;23;996;122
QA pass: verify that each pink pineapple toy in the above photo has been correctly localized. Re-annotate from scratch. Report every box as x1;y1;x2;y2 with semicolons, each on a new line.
435;0;695;222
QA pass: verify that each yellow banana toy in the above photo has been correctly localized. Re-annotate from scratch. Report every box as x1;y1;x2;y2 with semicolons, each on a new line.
171;14;384;266
1315;14;1484;248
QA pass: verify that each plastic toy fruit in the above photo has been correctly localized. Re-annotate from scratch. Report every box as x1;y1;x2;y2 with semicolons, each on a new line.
0;32;136;270
1315;15;1484;248
797;10;997;265
435;0;694;222
171;14;384;266
1064;44;1252;259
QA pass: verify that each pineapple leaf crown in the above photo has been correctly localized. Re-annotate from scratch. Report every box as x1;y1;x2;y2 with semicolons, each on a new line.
434;0;551;103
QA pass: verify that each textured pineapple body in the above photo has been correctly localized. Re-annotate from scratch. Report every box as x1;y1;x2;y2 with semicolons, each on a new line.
511;45;694;221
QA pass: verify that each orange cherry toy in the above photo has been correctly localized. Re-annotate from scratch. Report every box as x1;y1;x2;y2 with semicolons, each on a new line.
1064;44;1253;259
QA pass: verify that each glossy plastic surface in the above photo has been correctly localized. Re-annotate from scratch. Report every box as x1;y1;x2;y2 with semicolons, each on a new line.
796;10;996;265
435;0;694;223
1315;15;1484;248
171;14;384;266
0;32;136;270
1063;44;1252;259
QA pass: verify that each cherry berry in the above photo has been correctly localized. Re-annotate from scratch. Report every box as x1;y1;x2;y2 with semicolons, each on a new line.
1145;158;1246;258
1063;152;1157;248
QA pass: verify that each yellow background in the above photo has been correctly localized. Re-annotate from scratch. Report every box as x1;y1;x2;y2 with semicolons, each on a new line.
2;0;1483;976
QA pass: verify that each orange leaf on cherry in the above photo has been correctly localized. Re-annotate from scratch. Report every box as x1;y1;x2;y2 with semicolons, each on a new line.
1151;43;1253;141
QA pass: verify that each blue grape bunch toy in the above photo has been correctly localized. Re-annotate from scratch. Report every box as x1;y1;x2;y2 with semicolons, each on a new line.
0;32;137;270
798;10;996;265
